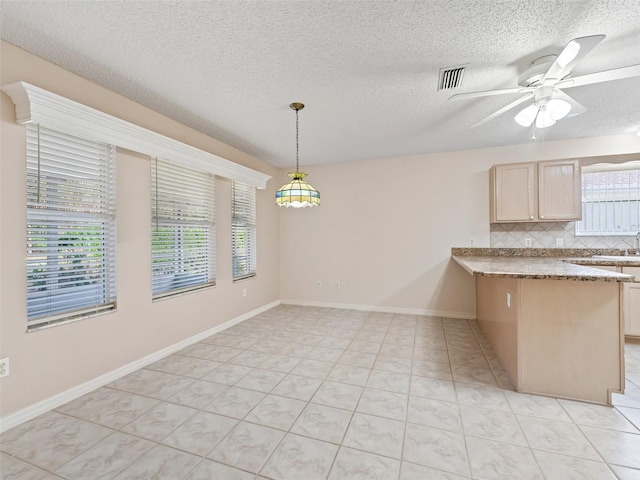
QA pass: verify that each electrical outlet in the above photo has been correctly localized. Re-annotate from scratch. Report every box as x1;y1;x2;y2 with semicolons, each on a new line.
0;358;9;378
556;238;564;247
242;288;247;298
469;238;475;247
335;280;341;289
317;280;323;288
525;238;532;247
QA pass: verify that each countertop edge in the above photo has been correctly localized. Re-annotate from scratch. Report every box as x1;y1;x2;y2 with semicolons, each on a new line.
452;255;634;282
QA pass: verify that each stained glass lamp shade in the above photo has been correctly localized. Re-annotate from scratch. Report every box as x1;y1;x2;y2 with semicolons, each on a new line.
276;172;320;208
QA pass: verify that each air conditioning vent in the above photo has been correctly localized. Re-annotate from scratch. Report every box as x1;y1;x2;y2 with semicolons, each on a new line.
438;65;466;90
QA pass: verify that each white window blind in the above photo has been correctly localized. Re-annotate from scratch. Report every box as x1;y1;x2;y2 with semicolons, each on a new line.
232;181;257;280
151;158;215;297
576;168;640;236
26;124;117;329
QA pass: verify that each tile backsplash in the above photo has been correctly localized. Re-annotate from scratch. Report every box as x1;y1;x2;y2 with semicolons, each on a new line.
490;222;636;250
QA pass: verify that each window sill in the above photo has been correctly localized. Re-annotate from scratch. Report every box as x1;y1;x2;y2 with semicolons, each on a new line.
233;273;256;283
27;307;117;333
152;283;216;302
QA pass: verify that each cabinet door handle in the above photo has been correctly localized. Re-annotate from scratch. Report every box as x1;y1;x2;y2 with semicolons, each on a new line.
530;216;534;219
540;215;544;219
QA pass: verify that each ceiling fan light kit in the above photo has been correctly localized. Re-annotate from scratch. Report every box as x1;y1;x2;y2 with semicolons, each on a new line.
546;99;572;121
535;107;556;129
449;34;640;132
514;104;539;127
515;97;571;128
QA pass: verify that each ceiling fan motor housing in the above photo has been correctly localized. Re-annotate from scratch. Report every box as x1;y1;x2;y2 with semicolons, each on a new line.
518;55;558;87
533;85;554;105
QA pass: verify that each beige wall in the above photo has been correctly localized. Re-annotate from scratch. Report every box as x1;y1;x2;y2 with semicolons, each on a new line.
0;41;280;417
2;39;640;421
279;135;640;317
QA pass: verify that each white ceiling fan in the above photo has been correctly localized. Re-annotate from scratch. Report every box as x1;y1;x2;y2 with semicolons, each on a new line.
449;35;640;129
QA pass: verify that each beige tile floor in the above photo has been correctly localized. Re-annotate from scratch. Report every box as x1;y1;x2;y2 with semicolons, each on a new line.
2;305;640;479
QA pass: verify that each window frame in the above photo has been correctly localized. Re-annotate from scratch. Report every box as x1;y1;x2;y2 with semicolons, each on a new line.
232;180;257;281
576;164;640;237
151;157;216;299
26;123;117;330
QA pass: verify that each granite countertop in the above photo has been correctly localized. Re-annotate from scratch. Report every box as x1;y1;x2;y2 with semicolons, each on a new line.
452;247;626;258
570;256;640;267
452;250;634;282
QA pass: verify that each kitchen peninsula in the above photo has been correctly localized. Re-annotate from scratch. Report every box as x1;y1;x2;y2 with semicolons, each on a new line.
452;248;633;405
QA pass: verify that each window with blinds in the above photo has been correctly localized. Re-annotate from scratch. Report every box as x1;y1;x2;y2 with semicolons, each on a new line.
26;124;117;329
151;158;215;297
232;181;257;280
576;167;640;236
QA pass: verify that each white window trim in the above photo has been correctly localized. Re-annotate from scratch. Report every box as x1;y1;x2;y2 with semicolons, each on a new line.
2;81;271;189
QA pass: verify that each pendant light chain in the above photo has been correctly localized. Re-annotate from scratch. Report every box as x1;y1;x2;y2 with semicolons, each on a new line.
295;108;300;174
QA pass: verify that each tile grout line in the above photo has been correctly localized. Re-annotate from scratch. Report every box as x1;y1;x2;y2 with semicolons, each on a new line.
6;306;640;479
447;318;477;479
256;308;367;479
464;321;543;476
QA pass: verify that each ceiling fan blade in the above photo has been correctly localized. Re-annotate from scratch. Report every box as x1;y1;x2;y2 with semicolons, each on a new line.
449;87;533;101
470;93;534;128
557;64;640;89
553;90;586;118
541;34;606;83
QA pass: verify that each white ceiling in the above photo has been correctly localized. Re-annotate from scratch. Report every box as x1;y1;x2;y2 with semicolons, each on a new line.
1;1;639;168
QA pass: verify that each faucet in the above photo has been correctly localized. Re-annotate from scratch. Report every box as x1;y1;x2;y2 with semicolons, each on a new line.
636;231;640;255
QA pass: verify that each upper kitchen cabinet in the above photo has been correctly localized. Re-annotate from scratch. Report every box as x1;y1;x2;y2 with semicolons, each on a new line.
537;159;581;221
490;159;581;223
490;162;536;222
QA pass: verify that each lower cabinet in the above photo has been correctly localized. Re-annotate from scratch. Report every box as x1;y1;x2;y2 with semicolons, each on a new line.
623;266;640;337
476;275;622;405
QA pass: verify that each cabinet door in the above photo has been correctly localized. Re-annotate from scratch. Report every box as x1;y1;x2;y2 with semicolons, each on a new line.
538;159;581;221
491;163;536;223
623;283;640;336
623;267;640;337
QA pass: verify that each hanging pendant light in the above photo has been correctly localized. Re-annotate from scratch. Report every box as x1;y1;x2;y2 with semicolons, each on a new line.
276;102;320;208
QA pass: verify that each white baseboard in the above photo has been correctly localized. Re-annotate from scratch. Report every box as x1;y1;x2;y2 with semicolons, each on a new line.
280;299;476;320
0;300;280;433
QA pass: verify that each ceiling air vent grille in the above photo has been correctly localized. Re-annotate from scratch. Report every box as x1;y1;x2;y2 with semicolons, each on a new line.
438;65;466;90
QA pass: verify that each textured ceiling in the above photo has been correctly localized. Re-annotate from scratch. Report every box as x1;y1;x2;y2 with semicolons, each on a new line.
1;1;639;168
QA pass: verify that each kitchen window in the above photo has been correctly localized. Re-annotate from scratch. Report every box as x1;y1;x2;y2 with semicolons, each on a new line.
151;158;215;298
26;124;117;329
576;163;640;236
